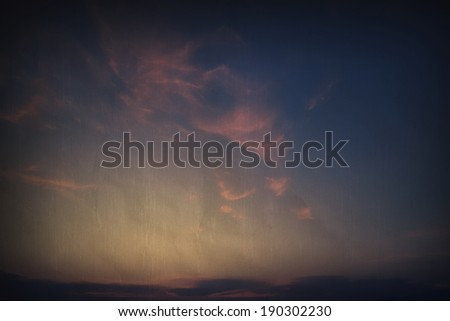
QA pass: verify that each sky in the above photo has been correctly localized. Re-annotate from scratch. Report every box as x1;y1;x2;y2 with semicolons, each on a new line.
0;1;449;298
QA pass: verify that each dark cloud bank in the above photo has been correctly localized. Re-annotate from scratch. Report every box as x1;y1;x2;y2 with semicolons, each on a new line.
2;271;450;300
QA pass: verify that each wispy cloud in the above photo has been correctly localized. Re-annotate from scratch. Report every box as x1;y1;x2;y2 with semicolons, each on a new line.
219;205;242;220
219;204;233;214
193;104;274;142
15;173;98;191
217;180;255;201
1;169;99;200
0;94;47;124
3;18;280;146
99;22;277;140
107;40;203;125
294;206;313;220
265;176;289;196
306;78;337;111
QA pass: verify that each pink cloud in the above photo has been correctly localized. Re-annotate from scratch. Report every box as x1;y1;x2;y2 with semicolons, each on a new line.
100;29;204;127
100;23;278;139
265;177;289;196
220;204;233;213
219;204;242;220
193;105;274;142
217;180;255;201
294;207;313;220
4;19;282;145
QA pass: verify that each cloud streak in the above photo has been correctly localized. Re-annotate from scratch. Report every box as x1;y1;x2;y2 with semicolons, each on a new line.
1;170;99;197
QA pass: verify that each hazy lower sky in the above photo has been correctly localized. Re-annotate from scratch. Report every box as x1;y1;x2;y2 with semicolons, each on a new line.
0;1;449;289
